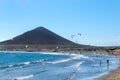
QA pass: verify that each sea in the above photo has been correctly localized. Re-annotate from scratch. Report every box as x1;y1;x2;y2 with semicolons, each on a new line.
0;51;119;80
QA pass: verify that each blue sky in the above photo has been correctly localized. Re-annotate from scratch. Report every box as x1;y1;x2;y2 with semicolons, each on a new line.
0;0;120;46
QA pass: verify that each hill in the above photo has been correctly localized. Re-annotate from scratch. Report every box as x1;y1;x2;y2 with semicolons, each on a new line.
0;27;90;51
0;27;78;45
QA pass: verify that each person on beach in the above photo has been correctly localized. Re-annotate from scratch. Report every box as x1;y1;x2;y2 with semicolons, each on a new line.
107;59;109;65
100;60;101;66
107;59;109;69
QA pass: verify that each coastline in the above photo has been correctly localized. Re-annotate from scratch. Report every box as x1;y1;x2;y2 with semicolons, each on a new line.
96;56;120;80
0;50;120;80
97;67;120;80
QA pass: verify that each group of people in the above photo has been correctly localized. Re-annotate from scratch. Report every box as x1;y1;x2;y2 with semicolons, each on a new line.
99;58;109;69
99;59;109;65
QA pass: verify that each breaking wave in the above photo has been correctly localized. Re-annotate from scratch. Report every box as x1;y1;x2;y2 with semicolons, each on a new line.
70;54;89;60
46;58;71;64
46;54;89;64
0;59;44;69
66;61;84;71
14;74;34;80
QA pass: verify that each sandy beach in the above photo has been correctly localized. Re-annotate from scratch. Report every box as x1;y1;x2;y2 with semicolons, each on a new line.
98;50;120;80
98;68;120;80
0;46;120;80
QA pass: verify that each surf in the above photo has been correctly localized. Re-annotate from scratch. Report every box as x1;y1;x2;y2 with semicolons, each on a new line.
14;75;33;80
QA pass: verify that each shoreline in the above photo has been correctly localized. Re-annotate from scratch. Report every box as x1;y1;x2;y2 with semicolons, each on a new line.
96;57;120;80
0;49;119;57
0;50;120;80
97;67;120;80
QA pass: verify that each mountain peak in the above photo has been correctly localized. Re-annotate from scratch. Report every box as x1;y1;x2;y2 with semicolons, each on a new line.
0;26;75;45
34;26;47;31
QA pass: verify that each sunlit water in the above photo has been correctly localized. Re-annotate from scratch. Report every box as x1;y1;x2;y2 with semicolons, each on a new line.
0;51;119;80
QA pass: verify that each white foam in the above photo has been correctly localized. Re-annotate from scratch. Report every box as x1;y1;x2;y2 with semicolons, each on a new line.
66;61;84;71
35;60;43;63
14;75;33;80
4;60;44;69
8;65;13;67
71;54;90;60
47;59;71;64
47;54;89;64
23;62;31;65
40;52;69;55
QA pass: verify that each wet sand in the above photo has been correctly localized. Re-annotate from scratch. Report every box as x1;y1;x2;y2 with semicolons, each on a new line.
98;51;120;80
98;68;120;80
99;51;120;80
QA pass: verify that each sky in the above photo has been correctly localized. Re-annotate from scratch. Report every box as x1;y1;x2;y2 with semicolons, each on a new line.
0;0;120;46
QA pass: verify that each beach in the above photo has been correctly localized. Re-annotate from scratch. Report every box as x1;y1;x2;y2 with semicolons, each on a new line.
0;47;120;80
98;68;120;80
0;51;119;80
96;50;120;80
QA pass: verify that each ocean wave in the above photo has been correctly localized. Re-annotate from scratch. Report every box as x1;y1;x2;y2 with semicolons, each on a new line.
46;54;90;64
40;52;68;55
46;54;89;64
66;72;76;80
0;51;69;55
13;74;33;80
13;70;48;80
23;62;31;65
71;54;89;60
65;61;84;80
70;61;84;71
46;58;71;64
66;61;84;71
0;59;44;69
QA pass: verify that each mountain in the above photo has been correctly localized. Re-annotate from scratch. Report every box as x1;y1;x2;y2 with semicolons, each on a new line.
0;27;78;45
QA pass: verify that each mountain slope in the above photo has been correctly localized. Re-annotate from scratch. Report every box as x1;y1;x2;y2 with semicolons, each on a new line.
0;27;77;45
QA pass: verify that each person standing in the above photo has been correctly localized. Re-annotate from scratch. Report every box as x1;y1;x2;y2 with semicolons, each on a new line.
100;60;101;67
107;59;109;69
